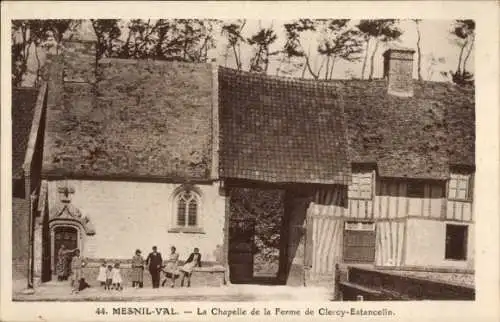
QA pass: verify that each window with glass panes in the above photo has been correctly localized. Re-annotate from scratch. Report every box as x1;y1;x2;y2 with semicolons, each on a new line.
176;190;199;227
448;173;470;201
348;172;373;199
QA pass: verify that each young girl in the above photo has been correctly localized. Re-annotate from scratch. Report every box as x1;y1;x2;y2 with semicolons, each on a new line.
179;247;202;288
97;260;107;288
162;246;180;288
112;263;123;291
105;265;113;290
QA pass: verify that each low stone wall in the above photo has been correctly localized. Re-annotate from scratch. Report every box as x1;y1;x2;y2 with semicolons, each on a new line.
340;266;475;300
71;261;226;288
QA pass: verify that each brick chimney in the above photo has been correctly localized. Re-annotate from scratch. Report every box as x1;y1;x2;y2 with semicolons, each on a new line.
62;31;97;84
383;48;415;97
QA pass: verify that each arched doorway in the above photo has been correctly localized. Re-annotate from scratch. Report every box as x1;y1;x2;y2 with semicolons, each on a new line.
46;203;95;281
52;226;79;279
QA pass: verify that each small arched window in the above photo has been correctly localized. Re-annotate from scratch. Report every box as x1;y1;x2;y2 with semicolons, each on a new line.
175;189;200;227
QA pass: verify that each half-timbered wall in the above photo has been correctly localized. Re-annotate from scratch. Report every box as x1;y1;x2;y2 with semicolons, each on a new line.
348;170;375;219
446;173;474;222
373;180;445;220
374;221;406;266
342;170;474;269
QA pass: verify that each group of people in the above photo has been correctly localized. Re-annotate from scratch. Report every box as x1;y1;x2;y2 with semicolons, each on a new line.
56;244;202;293
125;246;202;289
55;245;88;293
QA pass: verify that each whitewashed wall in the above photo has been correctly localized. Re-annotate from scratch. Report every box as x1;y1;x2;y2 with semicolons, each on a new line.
47;180;225;262
404;218;474;269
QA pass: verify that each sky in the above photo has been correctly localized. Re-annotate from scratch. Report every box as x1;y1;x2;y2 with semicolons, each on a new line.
216;19;474;82
21;19;473;85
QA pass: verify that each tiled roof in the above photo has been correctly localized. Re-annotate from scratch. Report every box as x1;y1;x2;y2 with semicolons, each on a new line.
12;87;39;179
42;46;474;183
337;79;474;179
219;73;474;181
218;67;351;185
42;57;214;180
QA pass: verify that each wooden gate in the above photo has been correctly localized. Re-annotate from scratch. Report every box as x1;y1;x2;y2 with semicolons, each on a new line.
306;214;343;275
305;187;346;276
228;219;255;283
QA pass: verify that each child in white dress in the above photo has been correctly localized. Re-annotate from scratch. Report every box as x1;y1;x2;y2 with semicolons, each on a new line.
97;260;107;288
112;263;123;291
105;265;113;290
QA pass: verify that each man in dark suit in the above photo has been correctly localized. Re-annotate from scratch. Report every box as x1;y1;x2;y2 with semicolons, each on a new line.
146;246;163;288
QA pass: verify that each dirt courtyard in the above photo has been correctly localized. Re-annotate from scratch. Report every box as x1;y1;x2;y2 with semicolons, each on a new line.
13;280;333;302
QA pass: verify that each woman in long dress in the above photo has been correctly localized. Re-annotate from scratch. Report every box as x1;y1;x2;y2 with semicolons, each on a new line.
162;246;180;288
179;247;202;287
56;245;75;281
131;249;144;288
70;249;86;293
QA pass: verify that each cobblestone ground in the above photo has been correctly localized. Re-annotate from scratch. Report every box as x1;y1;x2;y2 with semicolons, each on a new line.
13;281;333;302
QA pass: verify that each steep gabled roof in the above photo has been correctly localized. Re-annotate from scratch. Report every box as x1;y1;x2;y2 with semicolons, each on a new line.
12;87;39;179
219;67;351;185
41;44;474;183
337;79;474;179
42;57;215;180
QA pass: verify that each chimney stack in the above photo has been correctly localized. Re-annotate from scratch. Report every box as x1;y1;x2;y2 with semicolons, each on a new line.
383;48;415;97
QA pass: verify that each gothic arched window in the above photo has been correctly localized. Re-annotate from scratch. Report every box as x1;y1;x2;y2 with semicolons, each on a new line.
175;189;200;228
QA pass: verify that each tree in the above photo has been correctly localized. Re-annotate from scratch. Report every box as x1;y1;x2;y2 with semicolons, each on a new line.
12;21;32;87
90;19;121;63
317;20;363;79
12;19;78;87
450;19;475;85
112;19;217;62
413;19;423;81
247;27;278;73
283;19;322;79
221;20;247;70
356;19;403;80
229;188;284;266
284;19;361;79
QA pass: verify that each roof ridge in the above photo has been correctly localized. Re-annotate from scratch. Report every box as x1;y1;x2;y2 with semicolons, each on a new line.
219;66;345;92
99;57;213;67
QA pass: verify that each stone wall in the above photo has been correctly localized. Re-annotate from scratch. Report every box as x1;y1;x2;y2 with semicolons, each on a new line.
81;263;225;288
12;197;30;280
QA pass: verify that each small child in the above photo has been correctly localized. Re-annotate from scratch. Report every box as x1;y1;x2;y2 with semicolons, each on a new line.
112;262;123;291
97;260;107;288
105;265;113;290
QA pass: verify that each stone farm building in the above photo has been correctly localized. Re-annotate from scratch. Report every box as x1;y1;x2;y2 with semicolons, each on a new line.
12;39;475;288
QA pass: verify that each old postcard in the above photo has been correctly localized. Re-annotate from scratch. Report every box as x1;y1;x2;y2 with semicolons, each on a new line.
1;1;499;321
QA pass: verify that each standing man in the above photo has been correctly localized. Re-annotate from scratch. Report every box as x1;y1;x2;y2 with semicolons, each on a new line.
146;246;163;288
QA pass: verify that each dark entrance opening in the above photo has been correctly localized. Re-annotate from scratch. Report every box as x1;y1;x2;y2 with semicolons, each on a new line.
445;224;468;260
228;218;255;283
228;187;285;284
50;226;78;281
